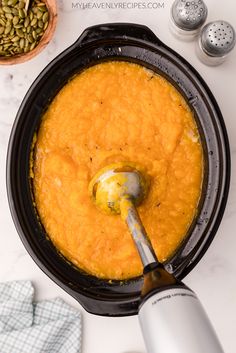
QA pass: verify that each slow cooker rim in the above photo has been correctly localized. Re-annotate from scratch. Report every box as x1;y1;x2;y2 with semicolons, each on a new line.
6;23;231;316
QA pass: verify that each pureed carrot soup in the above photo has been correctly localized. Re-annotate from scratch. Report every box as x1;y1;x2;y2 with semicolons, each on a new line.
32;61;203;280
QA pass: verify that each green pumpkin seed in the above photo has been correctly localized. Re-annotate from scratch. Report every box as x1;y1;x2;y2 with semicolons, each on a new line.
5;13;13;20
16;28;24;37
27;34;33;43
11;8;19;15
19;38;25;48
32;30;37;39
4;25;12;35
24;16;30;27
8;0;18;5
12;15;19;25
14;23;23;28
36;11;43;19
30;18;37;26
6;19;12;26
32;7;38;14
38;20;43;28
18;9;25;18
43;20;48;30
2;6;12;14
30;42;36;50
0;18;6;26
29;11;34;21
18;1;25;9
35;27;42;34
11;35;20;42
42;12;48;23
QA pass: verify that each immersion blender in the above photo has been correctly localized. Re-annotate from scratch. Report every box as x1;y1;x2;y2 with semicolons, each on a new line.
89;163;224;353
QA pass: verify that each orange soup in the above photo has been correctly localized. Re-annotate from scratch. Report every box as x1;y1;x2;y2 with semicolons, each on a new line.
32;61;203;280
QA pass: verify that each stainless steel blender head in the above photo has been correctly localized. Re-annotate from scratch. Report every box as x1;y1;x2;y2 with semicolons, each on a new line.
170;0;208;40
197;20;236;65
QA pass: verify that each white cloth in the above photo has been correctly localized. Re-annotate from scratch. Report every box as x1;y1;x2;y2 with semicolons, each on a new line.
0;281;82;353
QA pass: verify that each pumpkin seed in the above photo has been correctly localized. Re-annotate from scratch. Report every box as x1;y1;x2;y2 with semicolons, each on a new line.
42;12;48;23
0;27;4;35
30;42;36;50
18;1;25;9
16;28;24;37
11;8;18;15
18;9;24;18
30;18;37;26
24;16;30;27
43;20;48;30
35;27;42;34
27;34;33;43
19;38;24;48
5;13;13;20
29;11;34;21
12;15;19;25
32;7;38;14
4;25;12;35
8;0;18;5
2;6;12;14
36;11;43;19
14;23;23;28
38;20;43;28
11;35;20;42
32;29;37;39
0;18;6;26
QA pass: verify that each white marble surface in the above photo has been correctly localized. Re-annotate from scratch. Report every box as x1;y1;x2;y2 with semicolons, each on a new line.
0;0;236;352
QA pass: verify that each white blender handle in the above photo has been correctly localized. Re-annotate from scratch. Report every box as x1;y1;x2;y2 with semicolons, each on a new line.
139;285;224;353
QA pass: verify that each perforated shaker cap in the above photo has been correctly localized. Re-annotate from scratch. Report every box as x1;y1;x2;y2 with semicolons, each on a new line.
171;0;208;31
200;21;236;57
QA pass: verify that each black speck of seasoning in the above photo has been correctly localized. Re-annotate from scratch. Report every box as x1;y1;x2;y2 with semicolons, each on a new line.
179;104;182;107
156;202;161;207
148;75;154;81
8;74;13;80
120;147;123;151
90;157;93;162
147;147;151;150
95;146;98;149
100;101;103;104
182;212;185;215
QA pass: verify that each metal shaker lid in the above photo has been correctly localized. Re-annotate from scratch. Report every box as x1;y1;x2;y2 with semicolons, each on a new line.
171;0;208;31
200;21;236;57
